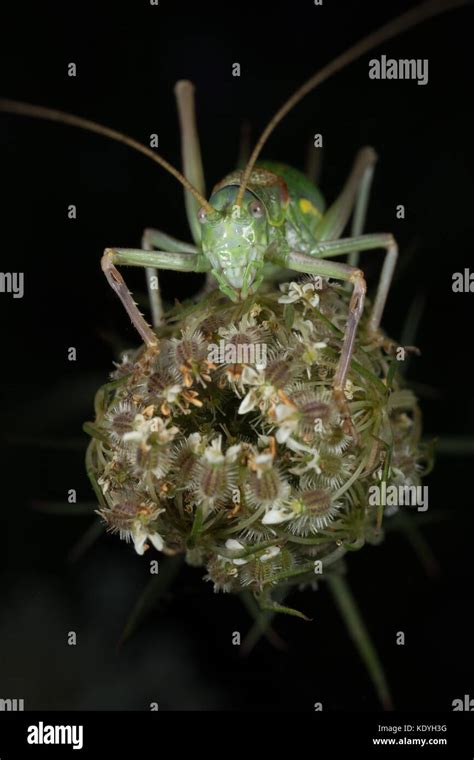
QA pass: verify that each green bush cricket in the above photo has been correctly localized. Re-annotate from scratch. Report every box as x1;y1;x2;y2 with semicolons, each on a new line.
0;0;467;431
1;0;469;708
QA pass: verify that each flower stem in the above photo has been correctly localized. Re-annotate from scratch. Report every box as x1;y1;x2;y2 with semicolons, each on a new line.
239;592;286;654
326;572;393;710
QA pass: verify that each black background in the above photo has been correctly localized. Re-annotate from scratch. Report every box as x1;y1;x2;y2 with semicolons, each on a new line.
0;0;473;712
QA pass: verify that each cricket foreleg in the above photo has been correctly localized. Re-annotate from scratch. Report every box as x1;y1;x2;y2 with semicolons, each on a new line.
142;228;198;254
305;233;398;334
141;228;198;329
101;248;207;348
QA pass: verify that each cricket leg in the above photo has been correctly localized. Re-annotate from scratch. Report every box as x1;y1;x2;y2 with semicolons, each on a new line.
142;228;198;254
308;233;398;334
270;249;364;431
272;233;396;430
101;248;207;348
174;81;216;293
348;153;376;267
141;228;198;329
175;81;206;246
142;232;164;330
314;147;377;244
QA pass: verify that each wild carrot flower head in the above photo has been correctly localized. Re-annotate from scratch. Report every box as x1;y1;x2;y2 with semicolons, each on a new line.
87;278;426;604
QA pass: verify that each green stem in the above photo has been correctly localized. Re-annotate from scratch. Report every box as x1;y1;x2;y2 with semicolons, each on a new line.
85;441;107;508
257;594;311;621
68;519;104;563
239;592;286;653
117;556;183;649
263;544;347;589
327;572;393;710
83;421;109;444
187;504;204;548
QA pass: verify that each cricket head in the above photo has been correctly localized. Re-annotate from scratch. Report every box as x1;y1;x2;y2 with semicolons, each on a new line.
198;186;270;302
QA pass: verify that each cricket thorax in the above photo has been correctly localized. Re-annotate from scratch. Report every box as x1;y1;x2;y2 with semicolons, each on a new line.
199;186;270;301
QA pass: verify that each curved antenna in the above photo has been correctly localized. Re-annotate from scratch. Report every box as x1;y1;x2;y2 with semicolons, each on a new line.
0;98;215;213
235;0;466;205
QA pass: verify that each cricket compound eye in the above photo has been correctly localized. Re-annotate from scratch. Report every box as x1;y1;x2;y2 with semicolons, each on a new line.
248;199;264;219
197;207;208;224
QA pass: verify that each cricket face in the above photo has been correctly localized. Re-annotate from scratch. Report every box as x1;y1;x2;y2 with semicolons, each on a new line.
198;187;269;302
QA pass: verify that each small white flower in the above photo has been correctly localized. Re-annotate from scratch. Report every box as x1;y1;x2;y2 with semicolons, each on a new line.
238;390;258;414
188;432;202;452
226;444;242;463
225;538;245;551
131;521;164;555
204;436;225;465
238;366;277;414
122;414;148;444
278;281;320;308
273;404;301;443
150;416;180;442
259;545;281;562
240;366;262;386
203;436;242;465
123;414;178;445
262;507;293;525
222;538;248;565
164;384;183;403
286;439;321;476
293;317;316;338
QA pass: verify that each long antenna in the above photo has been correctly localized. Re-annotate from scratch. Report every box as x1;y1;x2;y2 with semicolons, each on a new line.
0;98;215;213
236;0;467;205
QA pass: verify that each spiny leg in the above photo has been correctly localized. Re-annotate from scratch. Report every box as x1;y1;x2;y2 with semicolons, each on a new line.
102;250;158;348
271;249;364;430
101;248;207;348
272;233;397;429
307;233;398;334
142;228;198;329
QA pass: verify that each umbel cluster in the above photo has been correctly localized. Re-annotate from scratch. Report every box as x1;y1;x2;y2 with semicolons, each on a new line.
86;276;427;610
